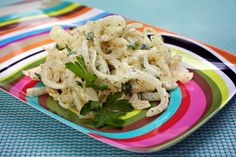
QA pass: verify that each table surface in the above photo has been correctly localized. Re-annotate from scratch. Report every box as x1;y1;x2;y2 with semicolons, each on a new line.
0;0;236;156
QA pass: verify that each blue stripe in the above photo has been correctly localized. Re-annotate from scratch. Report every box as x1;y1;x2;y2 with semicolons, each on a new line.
0;12;111;47
27;85;181;139
87;87;182;138
0;2;72;22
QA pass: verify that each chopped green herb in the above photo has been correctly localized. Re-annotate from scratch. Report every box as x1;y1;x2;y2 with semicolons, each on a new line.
140;57;145;69
65;45;71;51
76;81;83;87
65;45;76;56
67;51;76;56
107;49;112;54
127;43;138;50
34;73;41;80
69;26;76;30
80;92;134;128
127;42;149;50
121;81;132;95
55;44;64;50
138;43;149;50
85;32;94;41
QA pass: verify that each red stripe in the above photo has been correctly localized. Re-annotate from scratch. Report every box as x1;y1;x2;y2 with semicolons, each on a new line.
94;81;190;142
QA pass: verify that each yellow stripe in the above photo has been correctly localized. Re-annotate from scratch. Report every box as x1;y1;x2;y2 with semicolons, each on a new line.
0;56;47;82
171;48;229;104
120;109;141;120
0;4;80;27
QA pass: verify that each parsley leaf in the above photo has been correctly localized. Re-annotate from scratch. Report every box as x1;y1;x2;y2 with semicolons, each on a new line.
66;56;109;90
106;99;133;112
80;100;102;115
94;110;125;128
91;83;109;90
104;92;122;106
65;56;97;87
80;92;134;128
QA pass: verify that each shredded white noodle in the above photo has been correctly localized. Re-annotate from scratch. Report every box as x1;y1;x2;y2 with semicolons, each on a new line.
24;15;193;117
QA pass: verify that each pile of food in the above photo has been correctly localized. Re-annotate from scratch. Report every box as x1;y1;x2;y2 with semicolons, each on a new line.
23;15;193;128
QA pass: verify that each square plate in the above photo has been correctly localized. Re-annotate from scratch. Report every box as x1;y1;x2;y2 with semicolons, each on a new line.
0;0;235;153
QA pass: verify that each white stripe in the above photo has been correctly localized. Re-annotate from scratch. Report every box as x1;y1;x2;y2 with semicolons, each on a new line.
0;43;54;71
0;8;104;41
0;8;105;79
0;51;48;79
161;33;236;73
0;9;104;70
167;44;236;96
0;1;42;17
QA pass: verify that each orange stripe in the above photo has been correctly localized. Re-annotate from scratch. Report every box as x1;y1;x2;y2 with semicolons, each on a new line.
0;7;91;36
127;20;236;65
202;43;236;65
0;38;53;63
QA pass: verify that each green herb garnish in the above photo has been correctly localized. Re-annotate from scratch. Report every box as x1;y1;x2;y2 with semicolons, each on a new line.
65;45;76;56
55;44;76;56
85;32;94;41
127;43;138;50
66;56;108;90
80;100;103;115
55;44;64;50
69;26;76;30
127;43;149;50
138;43;149;50
80;92;133;128
76;81;83;87
34;73;41;80
121;81;132;95
91;83;109;90
140;57;145;69
66;45;76;56
107;49;112;54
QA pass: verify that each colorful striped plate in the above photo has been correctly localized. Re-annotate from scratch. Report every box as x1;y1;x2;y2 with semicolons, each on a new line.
0;0;235;153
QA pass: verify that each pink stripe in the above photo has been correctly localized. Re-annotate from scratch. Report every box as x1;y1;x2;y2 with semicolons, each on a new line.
94;81;206;149
9;76;32;98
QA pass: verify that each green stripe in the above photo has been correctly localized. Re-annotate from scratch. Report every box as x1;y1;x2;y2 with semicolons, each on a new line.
171;47;229;104
194;70;222;120
0;57;46;84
